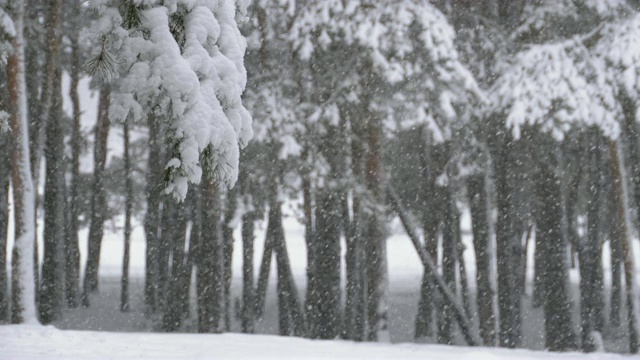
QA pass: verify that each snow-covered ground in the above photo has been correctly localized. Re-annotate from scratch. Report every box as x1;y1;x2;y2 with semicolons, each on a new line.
0;324;626;360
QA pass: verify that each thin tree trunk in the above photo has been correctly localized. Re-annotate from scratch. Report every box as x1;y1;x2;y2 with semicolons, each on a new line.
608;139;640;354
468;172;496;346
120;116;133;312
7;0;38;322
254;220;273;320
609;204;622;327
81;87;111;306
241;212;255;333
0;129;9;322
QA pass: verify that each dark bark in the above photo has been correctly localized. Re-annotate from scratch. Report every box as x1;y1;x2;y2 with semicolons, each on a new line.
309;190;342;339
490;131;521;348
222;193;237;332
65;0;81;310
364;115;388;342
608;140;640;354
161;199;189;331
197;178;223;333
535;158;577;352
81;87;111;306
0;132;9;322
39;69;64;324
415;141;440;340
254;219;274;320
387;183;480;346
578;130;605;351
609;205;622;327
120;116;132;312
241;212;255;333
468;172;496;346
437;193;457;345
302;171;316;326
272;201;306;337
144;112;162;314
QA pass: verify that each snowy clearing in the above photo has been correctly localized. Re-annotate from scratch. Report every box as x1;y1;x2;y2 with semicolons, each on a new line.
0;325;626;360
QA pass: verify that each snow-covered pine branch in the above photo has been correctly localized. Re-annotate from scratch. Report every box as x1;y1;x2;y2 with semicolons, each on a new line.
291;0;482;143
488;38;619;141
90;0;253;201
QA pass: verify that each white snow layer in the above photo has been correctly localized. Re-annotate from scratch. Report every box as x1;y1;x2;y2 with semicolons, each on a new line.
0;325;626;359
95;0;253;201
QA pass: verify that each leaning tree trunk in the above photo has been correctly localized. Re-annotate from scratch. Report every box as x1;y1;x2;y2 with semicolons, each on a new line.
82;87;111;306
609;139;640;354
40;69;65;324
609;202;623;327
468;171;496;346
535;156;577;352
7;0;38;323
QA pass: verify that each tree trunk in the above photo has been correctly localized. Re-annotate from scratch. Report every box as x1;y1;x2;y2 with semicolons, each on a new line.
578;130;605;351
254;218;274;320
197;178;223;333
120;116;133;312
81;87;111;306
468;172;496;346
608;139;640;354
161;199;189;331
535;158;577;352
7;0;38;323
491;132;521;348
65;0;81;310
222;192;237;332
272;201;306;337
309;190;341;339
415;141;440;340
365;114;389;342
609;204;622;327
39;68;64;324
241;212;255;333
0;129;9;322
387;182;480;346
144;112;162;314
437;193;457;345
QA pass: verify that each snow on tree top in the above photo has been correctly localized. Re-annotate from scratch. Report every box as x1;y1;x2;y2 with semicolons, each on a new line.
91;0;253;201
489;38;619;141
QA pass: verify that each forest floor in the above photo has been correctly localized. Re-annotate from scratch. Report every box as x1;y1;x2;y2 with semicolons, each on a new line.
1;323;628;359
38;204;634;355
3;204;637;357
